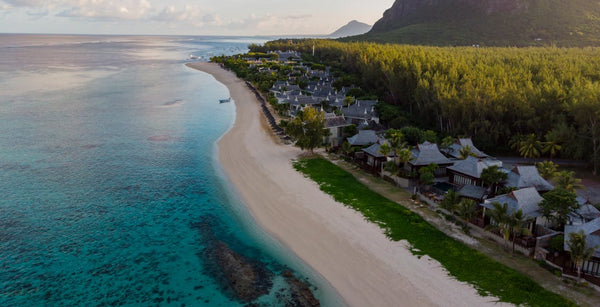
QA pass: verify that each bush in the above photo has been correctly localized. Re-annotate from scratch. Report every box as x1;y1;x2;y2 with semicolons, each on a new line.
550;235;564;252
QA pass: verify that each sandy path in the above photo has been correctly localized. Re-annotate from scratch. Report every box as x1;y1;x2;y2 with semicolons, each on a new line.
187;62;505;307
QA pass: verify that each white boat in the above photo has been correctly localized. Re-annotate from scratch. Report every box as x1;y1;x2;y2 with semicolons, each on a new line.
219;98;231;103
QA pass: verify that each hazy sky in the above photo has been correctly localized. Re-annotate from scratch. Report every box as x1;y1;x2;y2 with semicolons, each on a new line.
0;0;394;35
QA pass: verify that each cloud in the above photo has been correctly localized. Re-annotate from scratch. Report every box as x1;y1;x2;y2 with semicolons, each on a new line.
56;0;152;21
3;0;45;7
151;5;200;23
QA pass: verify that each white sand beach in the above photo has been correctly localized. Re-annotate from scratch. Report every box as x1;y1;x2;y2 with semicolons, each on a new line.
187;62;505;307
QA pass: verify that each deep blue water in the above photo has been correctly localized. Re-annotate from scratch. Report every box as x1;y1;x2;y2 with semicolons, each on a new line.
0;35;341;306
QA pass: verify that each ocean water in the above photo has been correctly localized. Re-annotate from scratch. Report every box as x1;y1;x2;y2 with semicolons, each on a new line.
0;35;341;306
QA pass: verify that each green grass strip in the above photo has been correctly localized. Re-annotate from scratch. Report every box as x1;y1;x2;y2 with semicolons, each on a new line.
294;157;573;306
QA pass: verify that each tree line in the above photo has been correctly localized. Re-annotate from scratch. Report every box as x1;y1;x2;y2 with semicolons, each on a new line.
250;40;600;175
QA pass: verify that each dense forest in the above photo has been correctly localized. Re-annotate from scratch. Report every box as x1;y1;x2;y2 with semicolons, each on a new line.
250;39;600;174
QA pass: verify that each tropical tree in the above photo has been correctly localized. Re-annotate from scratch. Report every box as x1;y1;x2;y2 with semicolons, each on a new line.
440;136;455;154
567;230;598;283
518;134;542;160
440;190;460;220
341;141;353;157
396;147;414;167
536;161;558;180
286;108;325;153
554;170;584;192
509;134;525;152
508;210;531;255
458;145;477;159
542;135;562;159
485;202;512;250
419;163;438;188
378;143;392;173
456;199;478;227
481;165;507;195
540;188;580;229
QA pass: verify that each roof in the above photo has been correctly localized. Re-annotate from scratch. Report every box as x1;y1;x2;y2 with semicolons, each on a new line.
341;100;377;119
409;142;453;166
347;130;378;146
289;95;320;106
447;157;503;179
459;184;488;201
570;204;600;225
447;138;488;159
506;166;554;192
564;218;600;258
324;116;350;128
482;187;543;218
362;142;393;158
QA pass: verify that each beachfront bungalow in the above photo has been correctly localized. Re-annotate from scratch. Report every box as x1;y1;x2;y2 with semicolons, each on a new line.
447;156;503;187
480;187;543;232
347;130;378;147
362;140;394;174
407;142;454;177
324;113;351;147
505;166;554;193
446;138;488;159
564;218;600;277
457;184;489;202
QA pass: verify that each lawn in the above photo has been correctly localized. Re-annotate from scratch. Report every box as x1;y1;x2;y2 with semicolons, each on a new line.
294;157;574;306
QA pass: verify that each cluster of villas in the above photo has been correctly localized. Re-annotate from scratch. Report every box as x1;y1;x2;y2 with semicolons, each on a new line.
244;51;600;284
344;132;600;284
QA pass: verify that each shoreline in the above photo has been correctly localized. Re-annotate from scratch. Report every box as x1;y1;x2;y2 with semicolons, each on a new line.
187;62;505;306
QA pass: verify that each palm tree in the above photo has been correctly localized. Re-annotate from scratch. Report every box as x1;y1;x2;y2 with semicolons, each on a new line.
485;202;512;250
396;147;414;168
554;170;584;192
458;145;477;159
509;134;525;152
567;230;598;283
518;134;542;161
536;161;558;180
440;136;455;154
542;137;562;159
508;210;531;255
456;199;477;227
481;165;508;196
440;190;460;220
378;143;392;174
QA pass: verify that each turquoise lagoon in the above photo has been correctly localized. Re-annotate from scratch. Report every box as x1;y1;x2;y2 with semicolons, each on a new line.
0;35;342;306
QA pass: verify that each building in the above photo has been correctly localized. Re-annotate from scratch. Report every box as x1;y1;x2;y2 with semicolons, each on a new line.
341;100;379;125
506;166;554;193
481;187;543;231
407;142;454;176
446;138;488;159
323;113;351;147
362;140;393;174
447;156;503;187
564;218;600;277
347;130;378;147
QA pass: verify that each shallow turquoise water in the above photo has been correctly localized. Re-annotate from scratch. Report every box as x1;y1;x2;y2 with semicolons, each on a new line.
0;35;341;306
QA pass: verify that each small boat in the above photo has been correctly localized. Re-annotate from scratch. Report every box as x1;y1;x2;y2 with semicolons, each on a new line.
219;98;231;103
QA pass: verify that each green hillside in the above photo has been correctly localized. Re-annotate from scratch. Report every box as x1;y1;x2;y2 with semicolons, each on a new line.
346;0;600;47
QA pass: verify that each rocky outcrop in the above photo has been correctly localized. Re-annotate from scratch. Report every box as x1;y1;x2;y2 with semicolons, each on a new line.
282;271;320;307
205;241;274;303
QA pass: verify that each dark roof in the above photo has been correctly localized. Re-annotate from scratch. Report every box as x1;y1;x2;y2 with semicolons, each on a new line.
565;218;600;258
341;100;377;119
447;138;488;159
458;185;488;201
447;157;503;179
289;95;320;106
482;187;543;218
506;166;554;192
409;142;453;166
347;130;378;146
325;116;350;128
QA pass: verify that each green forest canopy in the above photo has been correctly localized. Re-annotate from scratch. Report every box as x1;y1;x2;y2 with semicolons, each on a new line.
250;39;600;174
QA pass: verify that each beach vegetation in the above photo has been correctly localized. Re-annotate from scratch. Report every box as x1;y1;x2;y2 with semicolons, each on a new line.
286;108;326;153
553;171;584;192
536;161;559;180
293;157;573;305
540;188;580;229
566;230;598;283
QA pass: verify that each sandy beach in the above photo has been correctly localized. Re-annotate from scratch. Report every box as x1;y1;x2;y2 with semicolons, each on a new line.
187;62;504;307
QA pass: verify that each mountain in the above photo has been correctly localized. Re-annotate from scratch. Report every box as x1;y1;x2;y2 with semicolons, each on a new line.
328;20;372;38
349;0;600;46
